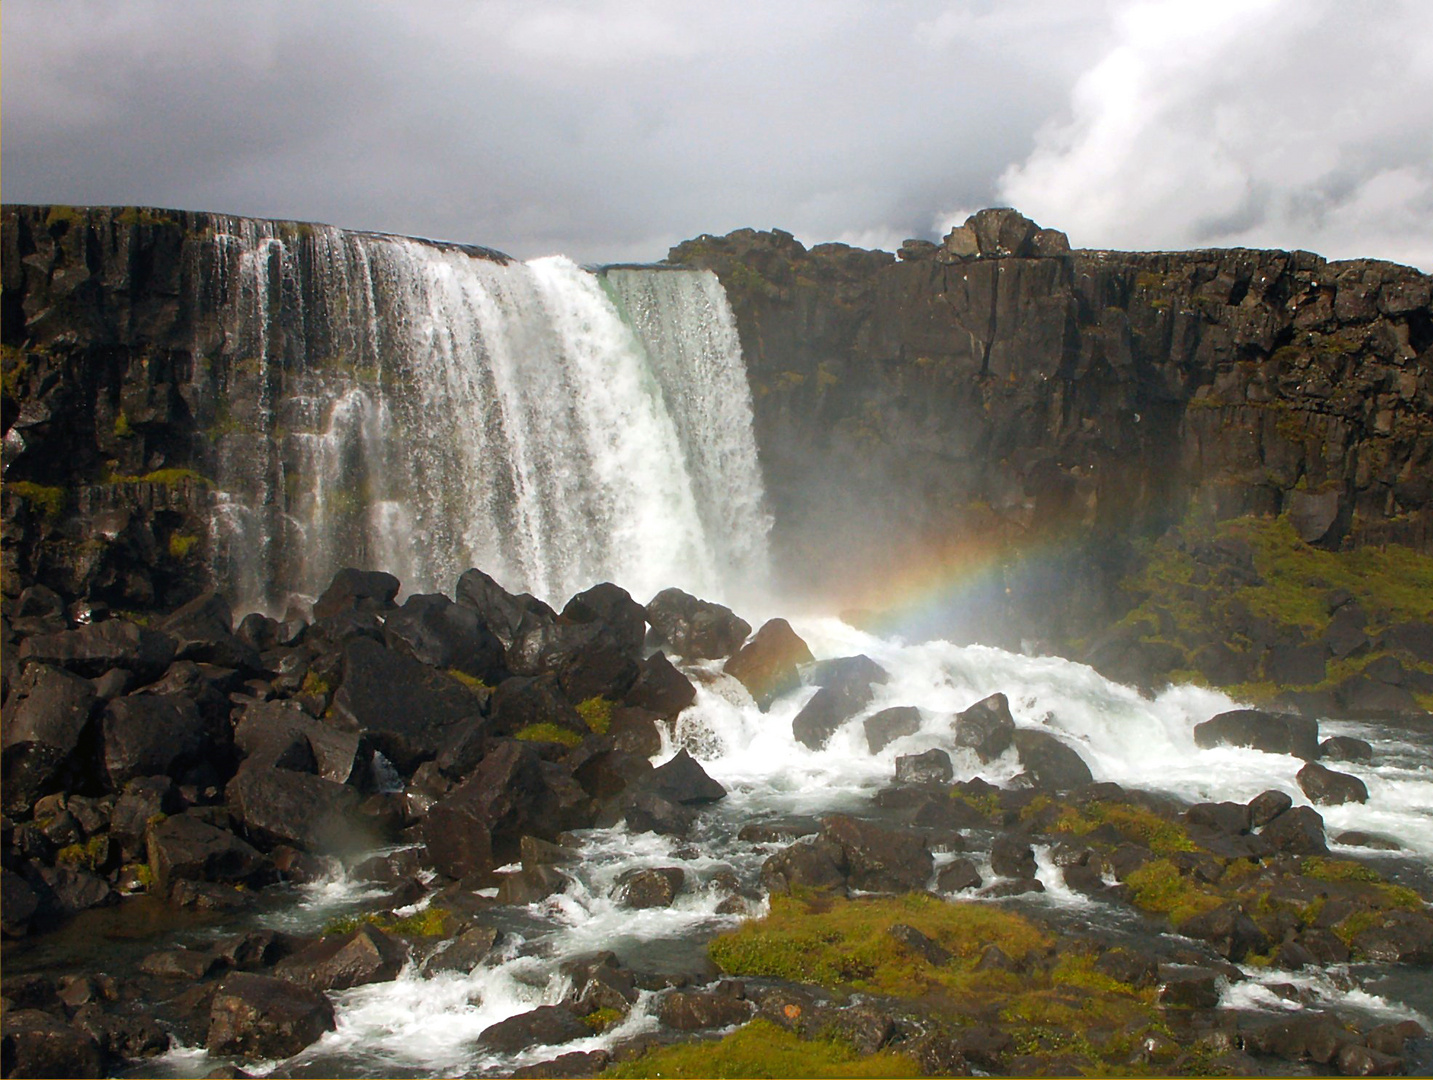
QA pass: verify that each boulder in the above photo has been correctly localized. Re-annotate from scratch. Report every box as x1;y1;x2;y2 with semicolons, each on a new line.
1;868;39;935
791;656;886;751
1264;643;1327;686
1193;709;1319;760
1244;1014;1358;1064
475;1005;588;1054
642;749;726;804
1246;789;1293;829
888;923;952;966
936;858;982;893
382;593;507;684
952;693;1015;762
159;591;261;671
1156;965;1222;1008
225;762;364;853
614;867;685;909
820;814;932;893
657;990;753;1031
329;637;485;772
100;692;211;789
761;835;848;894
147;813;272;890
496;864;569;904
809;654;889;689
2;663;97;814
454;568;558;674
622;651;696;721
1258;805;1328;854
487;673;586;740
311;568;400;621
1336;675;1422;719
1320;736;1373;762
644;588;750;660
722;619;812;710
622;790;696;836
510;1051;611;1079
1012;729;1092;789
234;700;360;783
1381;621;1433;663
561;582;647;659
542;624;641;704
864;706;922;754
894;748;952;785
990;835;1038;880
18;619;176;681
0;1009;103;1078
1297;762;1369;805
110;776;180;851
206;972;336;1060
274;923;407;992
424;925;502;975
1178;902;1269;962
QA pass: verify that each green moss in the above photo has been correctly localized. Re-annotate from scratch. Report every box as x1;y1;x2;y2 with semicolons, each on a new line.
513;723;584;748
1302;857;1382;884
167;533;199;559
447;669;492;693
950;789;1000;819
1053;800;1197;855
116;207;177;227
323;905;451;938
56;835;109;870
106;467;213;488
1123;859;1225;927
45;205;85;228
581;1006;624;1033
113;411;134;438
576;696;613;735
6;481;66;522
300;670;333;697
605;1018;919;1079
130;862;155;889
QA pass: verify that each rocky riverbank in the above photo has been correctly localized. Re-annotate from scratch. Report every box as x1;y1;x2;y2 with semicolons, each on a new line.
4;566;1431;1077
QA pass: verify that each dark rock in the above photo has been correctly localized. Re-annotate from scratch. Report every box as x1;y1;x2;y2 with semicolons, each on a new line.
864;706;922;754
235;612;278;653
140;946;224;980
622;651;696;722
1381;621;1433;663
1244;1013;1359;1064
160;592;261;671
214;929;305;971
1011;728;1092;789
1095;948;1158;988
383;592;507;684
937;858;983;893
206;972;336;1060
274;923;407;991
488;673;586;740
562;582;648;659
990;835;1038;879
100;692;211;789
1297;761;1369;805
1185;801;1250;835
1157;965;1222;1008
476;1004;588;1053
424;925;501;975
225;762;364;853
791;660;882;750
1264;643;1327;686
1;868;39;935
18;619;176;682
888;923;951;966
894;747;952;785
761;835;848;894
1320;736;1373;762
1178;902;1269;962
623;790;696;836
1194;709;1319;760
821;814;932;892
831;1004;896;1054
312;568;400;621
69;1004;169;1061
604;706;663;757
1258;804;1328;854
1350;909;1433;963
1335;675;1421;719
1335;1044;1405;1076
0;1009;103;1078
1323;604;1370;659
723;619;813;710
510;1050;611;1078
1246;788;1294;829
234;700;359;783
496;864;570;904
329;637;485;773
615;867;685;909
147;812;271;889
1;663;97;814
1363;1020;1425;1057
454;569;557;674
1334;830;1402;850
952;693;1015;761
643;748;726;804
645;588;750;660
657;990;753;1031
809;654;888;689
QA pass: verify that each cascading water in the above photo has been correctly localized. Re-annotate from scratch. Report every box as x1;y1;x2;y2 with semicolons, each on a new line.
193;223;769;613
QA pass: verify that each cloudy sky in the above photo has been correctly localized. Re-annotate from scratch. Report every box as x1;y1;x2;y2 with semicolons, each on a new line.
5;0;1432;268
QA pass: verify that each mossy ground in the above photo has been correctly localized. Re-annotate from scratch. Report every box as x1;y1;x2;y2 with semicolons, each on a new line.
322;905;451;938
605;1018;920;1078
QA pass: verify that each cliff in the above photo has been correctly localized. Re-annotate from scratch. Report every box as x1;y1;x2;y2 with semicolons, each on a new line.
668;209;1433;648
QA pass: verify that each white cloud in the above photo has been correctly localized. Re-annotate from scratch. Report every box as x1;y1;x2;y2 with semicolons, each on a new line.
997;0;1433;269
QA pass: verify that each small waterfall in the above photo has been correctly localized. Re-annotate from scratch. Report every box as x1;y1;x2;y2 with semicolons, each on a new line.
189;223;770;613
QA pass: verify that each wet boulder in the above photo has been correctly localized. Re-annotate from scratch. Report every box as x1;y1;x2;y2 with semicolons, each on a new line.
820;814;932;893
206;972;336;1060
274;923;407;992
311;568;400;621
225;762;365;853
329;637;486;773
110;777;181;852
657;989;753;1031
621;651;696;721
894;748;952;785
383;593;507;684
936;858;983;893
100;692;211;789
644;588;750;660
159;591;261;672
990;835;1038;880
454;569;558;675
952;693;1015;762
792;658;885;750
487;673;586;740
541;623;641;704
1194;709;1319;760
1012;729;1092;789
424;925;502;975
2;663;97;814
511;1050;611;1078
1297;762;1369;805
18;619;176;682
614;866;685;909
1243;1014;1359;1065
761;835;848;894
642;748;726;804
1178;902;1269;962
1246;788;1294;829
864;706;922;754
622;790;696;836
147;812;272;890
1320;736;1373;762
234;700;360;783
1156;965;1222;1008
722;619;813;710
561;582;647;659
1258;805;1328;854
0;1009;103;1078
475;1005;588;1054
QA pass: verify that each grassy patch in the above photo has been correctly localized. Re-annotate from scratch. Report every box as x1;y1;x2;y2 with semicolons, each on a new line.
514;723;584;748
106;467;213;488
576;696;613;735
45;205;85;228
1123;859;1225;927
581;1006;624;1033
1302;857;1381;884
167;532;199;559
1053;800;1197;855
605;1018;919;1079
6;481;66;521
323;905;451;938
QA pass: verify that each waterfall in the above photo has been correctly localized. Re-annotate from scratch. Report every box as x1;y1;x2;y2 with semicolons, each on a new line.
191;223;770;614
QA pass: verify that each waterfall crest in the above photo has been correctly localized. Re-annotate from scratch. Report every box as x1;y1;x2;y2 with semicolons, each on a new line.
193;222;770;613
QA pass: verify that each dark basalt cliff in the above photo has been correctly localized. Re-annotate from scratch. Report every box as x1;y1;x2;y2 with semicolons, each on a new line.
669;209;1433;645
4;204;1432;660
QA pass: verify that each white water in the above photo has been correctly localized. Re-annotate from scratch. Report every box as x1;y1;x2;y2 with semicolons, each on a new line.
150;621;1431;1077
193;223;769;613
